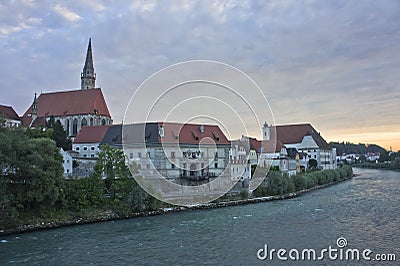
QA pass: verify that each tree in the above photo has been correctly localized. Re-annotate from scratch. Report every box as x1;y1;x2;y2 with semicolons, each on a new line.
47;116;71;150
378;151;389;163
0;126;64;216
308;159;318;169
94;144;130;189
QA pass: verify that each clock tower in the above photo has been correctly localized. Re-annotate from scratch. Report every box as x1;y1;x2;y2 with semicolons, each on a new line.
81;38;96;90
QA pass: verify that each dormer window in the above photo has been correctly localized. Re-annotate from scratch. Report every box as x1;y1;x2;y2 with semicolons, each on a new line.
159;125;164;138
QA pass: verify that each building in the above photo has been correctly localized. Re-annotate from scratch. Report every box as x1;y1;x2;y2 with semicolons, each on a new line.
261;122;337;170
73;125;109;158
101;122;231;183
229;138;251;180
0;104;21;127
60;148;73;176
20;39;112;136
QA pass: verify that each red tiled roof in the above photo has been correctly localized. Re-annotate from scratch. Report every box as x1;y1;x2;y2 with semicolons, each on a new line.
21;89;111;126
158;122;230;145
74;125;109;143
0;105;20;120
273;123;330;149
261;139;284;153
248;137;261;152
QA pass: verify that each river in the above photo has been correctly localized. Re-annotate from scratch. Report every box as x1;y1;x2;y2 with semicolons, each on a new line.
1;168;399;265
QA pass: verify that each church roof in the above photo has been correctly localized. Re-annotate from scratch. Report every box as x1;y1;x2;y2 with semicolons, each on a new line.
21;88;111;126
0;104;20;120
74;125;109;144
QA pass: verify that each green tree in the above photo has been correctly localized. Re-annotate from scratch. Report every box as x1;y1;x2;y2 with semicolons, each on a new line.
47;116;71;150
308;159;318;169
378;151;389;163
0;126;64;223
94;144;130;190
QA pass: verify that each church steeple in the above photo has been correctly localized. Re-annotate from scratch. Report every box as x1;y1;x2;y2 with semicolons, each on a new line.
81;38;96;90
32;92;38;116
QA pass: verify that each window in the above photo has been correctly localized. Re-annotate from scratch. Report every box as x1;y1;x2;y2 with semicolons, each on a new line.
91;147;95;150
81;118;87;127
214;162;218;168
138;152;142;158
147;152;151;158
171;152;175;158
83;146;87;151
130;153;133;159
171;164;176;169
314;155;317;159
67;160;70;163
314;149;316;152
63;160;65;164
83;154;87;158
76;147;80;151
72;118;78;136
146;164;150;169
91;154;94;158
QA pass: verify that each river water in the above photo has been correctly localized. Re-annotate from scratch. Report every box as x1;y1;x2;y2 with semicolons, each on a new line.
1;168;399;265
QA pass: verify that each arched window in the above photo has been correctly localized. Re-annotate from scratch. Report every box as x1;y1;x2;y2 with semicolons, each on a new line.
81;118;87;128
90;117;94;126
73;118;78;136
66;119;70;135
102;118;106;126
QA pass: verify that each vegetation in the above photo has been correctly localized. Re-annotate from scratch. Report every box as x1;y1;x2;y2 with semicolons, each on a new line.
0;126;160;230
253;165;353;197
353;151;400;170
330;141;386;155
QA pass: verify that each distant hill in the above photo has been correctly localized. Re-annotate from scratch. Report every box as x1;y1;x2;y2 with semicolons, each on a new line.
329;142;386;155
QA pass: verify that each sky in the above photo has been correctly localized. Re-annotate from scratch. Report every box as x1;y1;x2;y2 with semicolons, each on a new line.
0;0;399;151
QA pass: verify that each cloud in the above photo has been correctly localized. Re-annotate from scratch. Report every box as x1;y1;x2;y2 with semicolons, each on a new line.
0;0;399;149
53;4;81;23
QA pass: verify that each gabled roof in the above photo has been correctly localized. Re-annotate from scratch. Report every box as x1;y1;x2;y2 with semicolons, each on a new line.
274;123;331;149
248;137;261;152
111;122;230;146
21;88;111;126
101;124;123;147
0;105;20;120
74;125;109;144
261;139;284;153
156;122;230;145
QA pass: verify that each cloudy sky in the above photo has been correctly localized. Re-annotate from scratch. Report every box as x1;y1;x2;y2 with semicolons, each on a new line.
1;0;399;150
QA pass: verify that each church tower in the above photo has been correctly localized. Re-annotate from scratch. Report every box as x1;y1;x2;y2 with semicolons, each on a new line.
81;38;96;90
262;121;270;140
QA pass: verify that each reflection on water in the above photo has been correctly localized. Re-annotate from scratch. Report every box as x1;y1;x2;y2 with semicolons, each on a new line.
1;168;399;265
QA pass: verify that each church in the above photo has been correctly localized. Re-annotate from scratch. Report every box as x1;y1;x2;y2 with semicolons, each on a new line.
21;39;112;137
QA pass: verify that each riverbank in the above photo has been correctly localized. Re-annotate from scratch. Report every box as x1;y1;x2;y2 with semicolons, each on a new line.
353;163;400;171
0;174;355;237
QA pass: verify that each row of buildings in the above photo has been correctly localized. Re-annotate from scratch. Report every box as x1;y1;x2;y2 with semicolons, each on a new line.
1;39;337;182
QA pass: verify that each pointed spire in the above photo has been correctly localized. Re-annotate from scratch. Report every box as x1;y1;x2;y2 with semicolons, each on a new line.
32;93;38;115
84;38;94;70
81;38;96;89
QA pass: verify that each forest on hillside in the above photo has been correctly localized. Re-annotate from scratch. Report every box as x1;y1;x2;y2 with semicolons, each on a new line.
329;142;387;155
